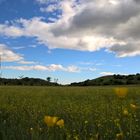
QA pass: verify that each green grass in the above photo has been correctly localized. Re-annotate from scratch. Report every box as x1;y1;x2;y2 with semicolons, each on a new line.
0;86;140;140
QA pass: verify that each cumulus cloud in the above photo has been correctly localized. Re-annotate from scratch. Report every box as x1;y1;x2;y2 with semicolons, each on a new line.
3;64;80;72
0;24;24;37
109;43;140;57
0;0;140;57
0;44;23;62
0;44;37;64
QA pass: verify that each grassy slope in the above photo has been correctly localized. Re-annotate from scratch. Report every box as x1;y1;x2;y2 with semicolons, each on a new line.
0;86;140;140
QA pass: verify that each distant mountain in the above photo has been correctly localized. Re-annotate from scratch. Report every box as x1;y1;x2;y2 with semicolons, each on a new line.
0;77;59;86
70;74;140;86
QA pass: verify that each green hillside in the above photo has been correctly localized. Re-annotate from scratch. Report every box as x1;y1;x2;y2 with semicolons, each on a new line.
70;74;140;86
0;77;59;86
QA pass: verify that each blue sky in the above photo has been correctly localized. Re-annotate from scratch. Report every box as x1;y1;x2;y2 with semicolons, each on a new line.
0;0;140;84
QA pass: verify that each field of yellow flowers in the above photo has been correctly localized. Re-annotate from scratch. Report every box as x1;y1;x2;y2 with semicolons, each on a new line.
0;86;140;140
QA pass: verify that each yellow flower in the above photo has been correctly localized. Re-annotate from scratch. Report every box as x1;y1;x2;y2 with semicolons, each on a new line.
44;116;58;127
115;88;128;98
123;109;129;116
116;132;123;140
56;119;64;127
130;104;137;110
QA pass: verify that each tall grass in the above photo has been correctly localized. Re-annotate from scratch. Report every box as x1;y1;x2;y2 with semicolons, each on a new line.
0;86;140;140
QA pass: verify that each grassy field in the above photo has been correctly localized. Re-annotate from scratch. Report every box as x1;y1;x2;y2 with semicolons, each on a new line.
0;86;140;140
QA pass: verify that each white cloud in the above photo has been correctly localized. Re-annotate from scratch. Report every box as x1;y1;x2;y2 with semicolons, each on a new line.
88;68;97;72
95;63;103;66
108;43;140;57
36;0;60;4
0;44;37;64
79;61;94;65
40;4;58;12
3;64;79;72
48;17;58;22
79;66;97;72
12;45;37;50
100;71;128;75
30;45;37;48
12;46;26;50
36;0;49;4
100;72;115;75
66;65;80;73
0;24;24;37
0;44;23;62
0;0;140;57
3;65;46;71
0;17;124;52
17;60;36;64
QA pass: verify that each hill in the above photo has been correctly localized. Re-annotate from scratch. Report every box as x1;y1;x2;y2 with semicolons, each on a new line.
70;73;140;86
0;77;59;86
1;74;140;86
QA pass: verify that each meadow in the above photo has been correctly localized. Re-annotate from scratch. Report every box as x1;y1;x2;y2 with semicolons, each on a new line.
0;86;140;140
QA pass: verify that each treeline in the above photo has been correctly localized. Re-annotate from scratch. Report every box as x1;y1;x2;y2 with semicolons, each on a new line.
1;74;140;86
70;74;140;86
0;77;59;86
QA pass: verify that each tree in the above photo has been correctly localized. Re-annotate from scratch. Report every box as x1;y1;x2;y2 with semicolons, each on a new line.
46;77;51;83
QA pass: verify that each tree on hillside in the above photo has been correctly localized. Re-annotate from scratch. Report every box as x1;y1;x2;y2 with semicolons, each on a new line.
46;77;51;83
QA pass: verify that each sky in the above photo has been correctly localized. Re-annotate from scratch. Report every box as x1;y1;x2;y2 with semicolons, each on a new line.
0;0;140;84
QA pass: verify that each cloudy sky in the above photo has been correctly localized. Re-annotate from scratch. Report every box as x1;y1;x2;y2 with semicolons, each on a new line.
0;0;140;84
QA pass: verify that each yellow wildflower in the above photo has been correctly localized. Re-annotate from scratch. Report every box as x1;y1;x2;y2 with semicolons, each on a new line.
56;119;64;128
44;116;58;127
116;132;123;140
123;109;129;116
130;104;137;110
115;88;128;98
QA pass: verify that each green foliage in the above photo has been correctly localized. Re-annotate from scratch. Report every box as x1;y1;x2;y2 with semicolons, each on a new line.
70;74;140;86
0;86;140;140
0;77;59;86
1;74;140;86
46;77;51;83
